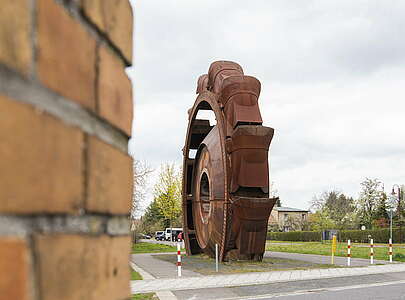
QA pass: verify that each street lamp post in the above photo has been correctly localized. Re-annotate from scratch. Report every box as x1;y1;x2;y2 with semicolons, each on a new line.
388;195;395;242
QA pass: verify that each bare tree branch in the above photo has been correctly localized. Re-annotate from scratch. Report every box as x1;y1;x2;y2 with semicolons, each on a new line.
131;160;153;219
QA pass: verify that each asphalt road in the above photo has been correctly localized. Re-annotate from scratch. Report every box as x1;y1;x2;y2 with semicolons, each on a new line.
173;272;405;300
238;281;405;300
234;280;405;300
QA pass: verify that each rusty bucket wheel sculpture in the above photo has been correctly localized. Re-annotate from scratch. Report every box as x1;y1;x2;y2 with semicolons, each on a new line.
182;61;277;262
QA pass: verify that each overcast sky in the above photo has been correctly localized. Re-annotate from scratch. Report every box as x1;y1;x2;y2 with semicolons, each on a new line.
127;0;405;214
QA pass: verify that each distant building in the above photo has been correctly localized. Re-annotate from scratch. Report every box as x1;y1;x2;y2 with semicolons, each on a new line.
268;206;309;232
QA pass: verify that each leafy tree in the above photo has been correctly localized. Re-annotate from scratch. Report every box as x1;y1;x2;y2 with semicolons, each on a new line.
395;185;405;218
143;199;166;227
284;215;301;231
393;185;405;241
374;192;389;222
283;215;310;231
373;217;389;228
308;210;335;232
153;163;182;241
357;178;384;229
324;191;355;228
310;190;355;230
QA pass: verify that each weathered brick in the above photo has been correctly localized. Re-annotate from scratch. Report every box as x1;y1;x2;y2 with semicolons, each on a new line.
0;238;31;300
37;0;96;110
35;234;131;300
87;136;132;214
98;46;133;135
0;0;32;75
0;95;84;214
82;0;133;62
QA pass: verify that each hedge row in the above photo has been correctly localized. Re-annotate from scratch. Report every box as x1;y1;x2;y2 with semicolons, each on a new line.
339;228;405;243
267;228;405;243
267;231;322;242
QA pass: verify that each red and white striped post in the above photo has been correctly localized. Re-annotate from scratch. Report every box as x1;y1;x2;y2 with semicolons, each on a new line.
370;238;374;264
347;239;351;266
177;242;182;277
389;238;393;263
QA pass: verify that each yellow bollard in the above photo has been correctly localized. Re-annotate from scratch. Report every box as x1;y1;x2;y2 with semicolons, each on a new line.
331;235;337;264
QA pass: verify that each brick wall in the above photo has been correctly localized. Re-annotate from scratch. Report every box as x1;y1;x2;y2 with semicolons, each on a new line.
0;1;133;300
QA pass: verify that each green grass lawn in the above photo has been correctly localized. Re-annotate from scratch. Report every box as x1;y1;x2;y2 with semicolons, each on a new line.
132;242;177;254
131;269;156;300
131;270;142;280
266;241;405;261
132;293;157;300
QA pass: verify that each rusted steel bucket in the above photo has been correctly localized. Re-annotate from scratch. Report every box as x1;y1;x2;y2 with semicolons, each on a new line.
182;61;276;261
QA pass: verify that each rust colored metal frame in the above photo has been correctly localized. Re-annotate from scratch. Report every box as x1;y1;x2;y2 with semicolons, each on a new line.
182;61;277;261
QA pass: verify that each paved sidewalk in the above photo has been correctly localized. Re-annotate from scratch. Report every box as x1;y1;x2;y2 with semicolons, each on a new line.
131;253;201;279
131;263;405;294
266;251;388;267
130;257;178;300
132;250;390;281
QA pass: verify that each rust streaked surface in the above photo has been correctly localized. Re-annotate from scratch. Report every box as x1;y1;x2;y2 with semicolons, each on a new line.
182;61;276;261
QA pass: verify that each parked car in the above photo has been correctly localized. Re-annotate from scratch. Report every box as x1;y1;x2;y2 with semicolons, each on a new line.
140;233;151;239
165;228;183;241
155;231;165;241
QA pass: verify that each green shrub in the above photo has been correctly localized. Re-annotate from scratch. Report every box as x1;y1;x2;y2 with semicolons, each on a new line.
339;228;405;243
267;231;322;242
267;228;405;243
